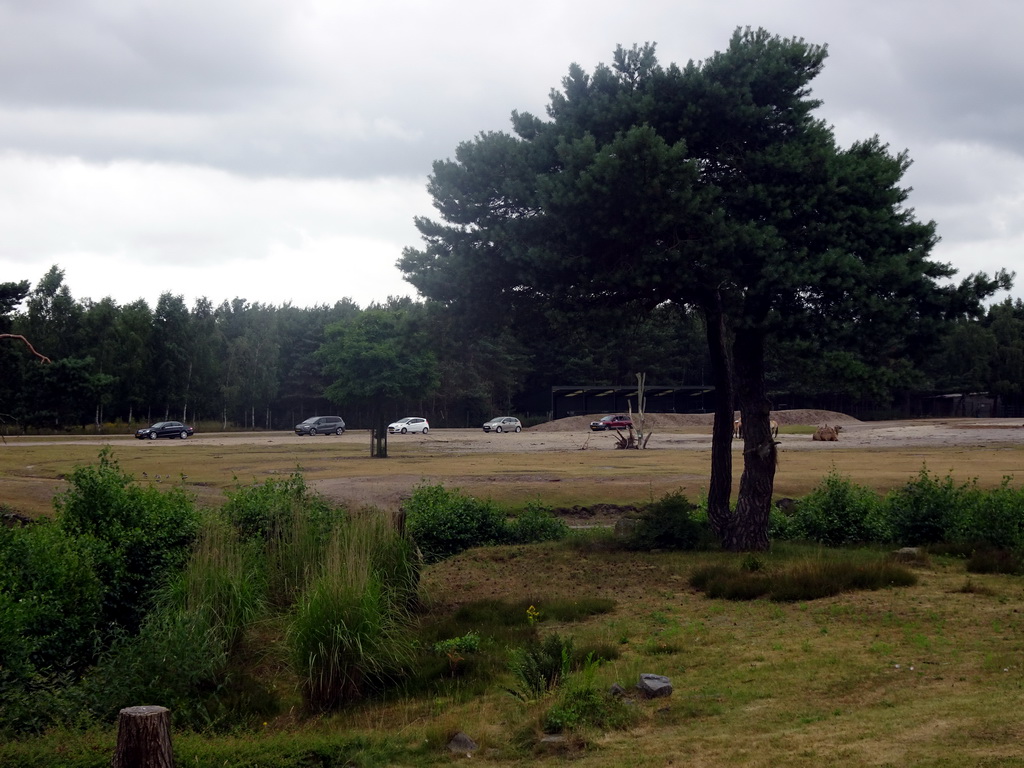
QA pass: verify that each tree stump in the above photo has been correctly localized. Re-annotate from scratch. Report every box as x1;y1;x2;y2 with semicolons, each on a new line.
113;705;174;768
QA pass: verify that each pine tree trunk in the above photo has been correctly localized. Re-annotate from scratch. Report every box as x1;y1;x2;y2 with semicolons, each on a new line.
113;705;174;768
729;327;775;552
702;294;735;543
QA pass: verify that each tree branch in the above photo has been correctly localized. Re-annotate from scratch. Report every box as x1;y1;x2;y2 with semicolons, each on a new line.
0;334;51;363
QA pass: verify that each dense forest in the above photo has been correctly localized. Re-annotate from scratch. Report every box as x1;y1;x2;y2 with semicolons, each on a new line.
2;263;1023;433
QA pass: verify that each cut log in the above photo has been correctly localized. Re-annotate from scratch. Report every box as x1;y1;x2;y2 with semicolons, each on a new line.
113;705;174;768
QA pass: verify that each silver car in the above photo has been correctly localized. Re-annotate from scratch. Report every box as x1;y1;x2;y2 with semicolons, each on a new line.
483;417;522;433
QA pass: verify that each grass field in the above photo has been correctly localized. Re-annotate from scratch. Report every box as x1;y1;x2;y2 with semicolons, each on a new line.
4;430;1024;766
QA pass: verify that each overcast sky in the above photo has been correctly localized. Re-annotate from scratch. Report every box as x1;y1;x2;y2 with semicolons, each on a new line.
2;0;1021;310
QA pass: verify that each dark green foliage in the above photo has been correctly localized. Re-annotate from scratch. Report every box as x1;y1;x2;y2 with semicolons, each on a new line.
403;484;510;563
885;467;977;546
689;557;917;602
441;597;615;636
543;672;635;733
0;730;409;768
967;479;1024;551
627;491;712;550
55;449;199;633
0;523;102;680
779;468;890;545
81;607;235;729
403;485;567;563
966;547;1023;575
508;633;574;701
506;501;570;544
221;472;339;543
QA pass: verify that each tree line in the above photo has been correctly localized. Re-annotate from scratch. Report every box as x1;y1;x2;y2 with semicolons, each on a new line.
2;261;1022;434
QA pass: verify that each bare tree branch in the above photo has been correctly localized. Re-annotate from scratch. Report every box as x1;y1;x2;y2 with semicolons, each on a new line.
0;333;51;363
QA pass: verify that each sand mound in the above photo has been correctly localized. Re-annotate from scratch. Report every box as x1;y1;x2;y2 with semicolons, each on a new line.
529;409;859;432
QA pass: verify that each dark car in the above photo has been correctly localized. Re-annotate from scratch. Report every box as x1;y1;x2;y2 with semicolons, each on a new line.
295;416;346;436
135;421;194;440
589;415;633;431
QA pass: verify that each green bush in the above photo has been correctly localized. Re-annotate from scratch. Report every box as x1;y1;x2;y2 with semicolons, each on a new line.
0;522;103;678
81;514;271;729
627;490;710;550
783;468;889;546
965;479;1024;551
403;484;510;563
542;657;635;733
884;467;978;546
55;449;200;633
508;633;574;702
507;501;569;544
222;472;340;543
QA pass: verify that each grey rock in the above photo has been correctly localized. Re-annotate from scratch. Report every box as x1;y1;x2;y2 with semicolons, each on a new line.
636;673;673;698
446;731;478;753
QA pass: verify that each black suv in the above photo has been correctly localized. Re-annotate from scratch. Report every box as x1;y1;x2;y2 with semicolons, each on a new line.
295;416;346;436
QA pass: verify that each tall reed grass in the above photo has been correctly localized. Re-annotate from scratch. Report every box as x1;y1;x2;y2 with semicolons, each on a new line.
288;513;418;712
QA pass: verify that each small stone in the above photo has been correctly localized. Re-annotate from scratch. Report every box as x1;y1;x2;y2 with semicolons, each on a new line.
447;731;478;753
636;673;673;698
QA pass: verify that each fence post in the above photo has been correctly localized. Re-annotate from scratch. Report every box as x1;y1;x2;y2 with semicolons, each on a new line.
113;705;174;768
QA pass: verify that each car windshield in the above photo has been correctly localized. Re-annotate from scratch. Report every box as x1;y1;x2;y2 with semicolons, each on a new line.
300;417;318;424
396;418;412;423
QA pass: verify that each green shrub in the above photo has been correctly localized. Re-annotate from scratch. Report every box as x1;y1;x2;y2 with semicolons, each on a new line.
885;467;978;546
81;514;271;729
0;522;103;678
508;633;574;702
431;631;482;656
628;490;710;550
81;603;235;729
783;468;889;545
965;479;1024;551
222;472;340;544
55;449;200;633
507;501;569;544
403;484;510;563
543;660;635;733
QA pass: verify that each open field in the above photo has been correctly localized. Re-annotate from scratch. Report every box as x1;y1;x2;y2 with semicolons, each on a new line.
5;412;1024;520
6;413;1024;766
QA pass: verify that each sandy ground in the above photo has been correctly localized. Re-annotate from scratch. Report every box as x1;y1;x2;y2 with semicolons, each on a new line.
7;410;1024;516
11;409;1023;452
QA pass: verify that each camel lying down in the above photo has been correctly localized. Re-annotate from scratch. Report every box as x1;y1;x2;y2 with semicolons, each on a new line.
812;424;842;441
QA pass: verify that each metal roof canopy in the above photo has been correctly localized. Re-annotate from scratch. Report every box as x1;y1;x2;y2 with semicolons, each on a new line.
551;385;715;420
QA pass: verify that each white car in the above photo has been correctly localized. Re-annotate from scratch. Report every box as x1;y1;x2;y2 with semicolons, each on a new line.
388;416;429;434
483;417;522;433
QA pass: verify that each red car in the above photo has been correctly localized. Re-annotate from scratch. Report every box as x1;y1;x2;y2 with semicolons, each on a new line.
589;415;633;431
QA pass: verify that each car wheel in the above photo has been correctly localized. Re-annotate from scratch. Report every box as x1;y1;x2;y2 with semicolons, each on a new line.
422;427;429;434
179;431;188;439
515;426;522;433
310;428;318;435
336;427;344;435
495;425;503;433
149;432;157;440
400;427;407;434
